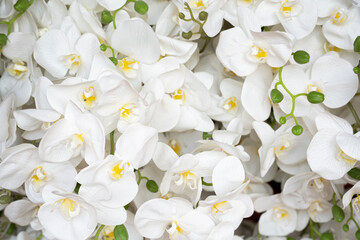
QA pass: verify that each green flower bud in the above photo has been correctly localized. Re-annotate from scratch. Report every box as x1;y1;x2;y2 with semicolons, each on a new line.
320;232;333;240
347;167;360;180
199;11;208;21
356;230;360;240
292;125;303;136
354;36;360;52
134;1;148;15
109;57;118;65
202;132;212;140
307;91;325;104
146;180;159;193
101;10;112;25
182;31;193;39
293;50;310;64
178;12;185;19
0;194;11;204
14;0;30;13
100;44;107;51
0;34;7;48
354;67;360;74
343;224;349;232
279;116;287;124
332;205;345;222
114;224;129;240
270;89;284;103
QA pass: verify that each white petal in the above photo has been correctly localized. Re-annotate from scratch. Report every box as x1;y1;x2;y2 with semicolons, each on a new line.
111;18;160;64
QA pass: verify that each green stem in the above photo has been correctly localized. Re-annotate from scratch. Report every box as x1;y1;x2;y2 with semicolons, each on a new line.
112;0;135;29
200;37;211;53
94;225;105;240
332;192;337;205
0;21;8;25
347;102;360;127
7;0;34;36
136;169;149;184
110;130;115;155
309;219;321;237
36;232;43;240
184;3;202;26
347;202;360;230
201;177;213;186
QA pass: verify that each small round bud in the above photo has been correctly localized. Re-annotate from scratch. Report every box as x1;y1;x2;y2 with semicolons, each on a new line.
343;224;349;232
0;34;7;48
307;91;325;104
293;50;310;64
279;116;287;125
332;205;345;222
178;12;185;19
14;0;30;13
134;1;149;15
292;125;303;136
354;36;360;52
199;11;208;21
114;224;129;240
101;10;112;25
270;89;284;103
146;180;159;193
100;44;107;51
354;67;360;74
0;194;11;204
182;31;193;39
109;57;118;65
320;232;334;240
356;230;360;240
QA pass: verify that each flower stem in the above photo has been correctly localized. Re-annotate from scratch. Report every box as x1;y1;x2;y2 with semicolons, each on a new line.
110;131;115;155
347;102;360;128
94;225;105;240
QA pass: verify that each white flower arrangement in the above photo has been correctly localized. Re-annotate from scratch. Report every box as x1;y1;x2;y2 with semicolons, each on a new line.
0;0;359;240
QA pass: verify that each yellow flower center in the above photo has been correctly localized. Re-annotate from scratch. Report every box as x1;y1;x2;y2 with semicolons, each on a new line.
337;149;357;166
169;139;181;156
167;221;184;240
222;96;238;111
331;8;347;25
56;198;80;219
30;166;47;192
119;103;136;120
118;57;138;72
82;86;97;108
7;59;28;79
111;161;130;180
171;89;186;104
273;207;289;220
211;201;231;217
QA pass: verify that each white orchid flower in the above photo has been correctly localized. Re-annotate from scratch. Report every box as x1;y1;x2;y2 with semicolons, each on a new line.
0;32;36;107
255;0;318;39
253;121;312;177
322;5;360;50
39;102;105;165
134;197;215;239
4;198;39;227
37;186;97;240
34;18;100;79
255;194;308;236
216;27;295;77
0;144;77;203
307;113;360;180
75;124;157;225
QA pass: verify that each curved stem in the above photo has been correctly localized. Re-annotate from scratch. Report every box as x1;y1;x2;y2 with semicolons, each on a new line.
347;102;360;127
201;177;213;186
94;225;105;240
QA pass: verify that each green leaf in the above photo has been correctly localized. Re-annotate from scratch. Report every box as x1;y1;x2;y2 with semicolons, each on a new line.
114;224;128;240
6;223;16;235
348;167;360;180
354;36;360;52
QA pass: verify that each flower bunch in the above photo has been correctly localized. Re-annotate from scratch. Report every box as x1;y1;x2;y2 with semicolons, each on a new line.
0;0;359;240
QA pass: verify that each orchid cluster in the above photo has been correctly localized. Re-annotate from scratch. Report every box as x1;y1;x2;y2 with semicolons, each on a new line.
0;0;360;240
